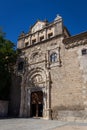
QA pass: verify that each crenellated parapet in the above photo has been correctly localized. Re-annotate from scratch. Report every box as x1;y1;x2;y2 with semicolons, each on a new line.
17;15;69;49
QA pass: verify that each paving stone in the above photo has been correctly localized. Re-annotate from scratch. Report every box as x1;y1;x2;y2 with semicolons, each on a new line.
0;118;67;130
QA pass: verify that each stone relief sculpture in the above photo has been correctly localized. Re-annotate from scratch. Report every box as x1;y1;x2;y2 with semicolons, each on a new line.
30;51;39;63
32;75;42;84
28;74;43;87
30;51;45;64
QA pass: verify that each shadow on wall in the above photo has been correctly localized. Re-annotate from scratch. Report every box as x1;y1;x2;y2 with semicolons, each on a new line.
8;74;22;117
0;101;8;118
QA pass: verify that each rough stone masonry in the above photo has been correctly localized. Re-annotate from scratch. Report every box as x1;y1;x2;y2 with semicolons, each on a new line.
9;15;87;121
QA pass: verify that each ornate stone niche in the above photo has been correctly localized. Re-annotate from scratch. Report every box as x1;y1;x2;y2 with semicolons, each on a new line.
48;47;61;67
28;74;45;88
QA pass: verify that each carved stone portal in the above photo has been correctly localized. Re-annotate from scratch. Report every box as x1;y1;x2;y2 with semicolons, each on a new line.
19;67;51;119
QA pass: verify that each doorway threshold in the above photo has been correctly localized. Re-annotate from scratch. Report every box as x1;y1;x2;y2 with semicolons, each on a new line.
32;117;43;119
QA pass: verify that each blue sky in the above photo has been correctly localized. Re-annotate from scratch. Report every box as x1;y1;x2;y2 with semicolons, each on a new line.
0;0;87;46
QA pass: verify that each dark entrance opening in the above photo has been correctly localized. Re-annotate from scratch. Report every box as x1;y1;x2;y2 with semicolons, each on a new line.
31;91;43;117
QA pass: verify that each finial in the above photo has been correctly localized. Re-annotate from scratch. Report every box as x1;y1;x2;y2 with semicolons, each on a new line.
57;14;59;17
54;14;62;21
20;31;25;37
44;19;48;23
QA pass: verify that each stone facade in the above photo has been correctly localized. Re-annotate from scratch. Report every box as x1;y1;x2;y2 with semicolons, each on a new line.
10;15;87;120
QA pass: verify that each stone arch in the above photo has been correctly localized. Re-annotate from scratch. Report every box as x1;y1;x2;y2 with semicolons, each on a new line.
20;67;51;119
32;74;42;83
25;67;48;87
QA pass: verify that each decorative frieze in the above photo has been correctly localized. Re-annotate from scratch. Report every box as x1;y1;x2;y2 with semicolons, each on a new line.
65;39;87;49
64;33;87;49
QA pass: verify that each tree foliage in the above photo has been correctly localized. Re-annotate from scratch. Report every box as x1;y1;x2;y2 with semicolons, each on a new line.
0;30;17;100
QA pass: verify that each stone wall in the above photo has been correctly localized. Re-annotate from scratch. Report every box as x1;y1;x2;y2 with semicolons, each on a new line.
17;35;87;119
0;100;8;117
8;74;21;117
15;17;87;120
52;109;87;121
51;43;87;120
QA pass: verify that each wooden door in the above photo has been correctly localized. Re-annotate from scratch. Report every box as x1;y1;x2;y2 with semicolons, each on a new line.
31;91;43;117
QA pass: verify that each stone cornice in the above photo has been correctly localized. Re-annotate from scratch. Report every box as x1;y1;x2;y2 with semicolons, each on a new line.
63;31;87;49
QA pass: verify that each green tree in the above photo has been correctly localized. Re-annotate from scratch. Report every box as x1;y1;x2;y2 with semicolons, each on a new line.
0;30;17;100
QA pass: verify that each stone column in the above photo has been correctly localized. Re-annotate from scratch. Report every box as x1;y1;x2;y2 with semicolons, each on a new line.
43;88;47;118
27;89;31;117
46;79;51;119
44;29;47;40
37;32;39;43
19;76;25;117
23;88;29;117
30;35;32;45
46;50;50;69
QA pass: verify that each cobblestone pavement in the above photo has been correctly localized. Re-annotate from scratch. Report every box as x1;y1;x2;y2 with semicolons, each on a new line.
0;118;67;130
0;118;87;130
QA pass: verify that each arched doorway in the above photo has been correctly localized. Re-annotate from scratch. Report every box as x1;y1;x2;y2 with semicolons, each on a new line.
31;91;43;117
20;67;51;119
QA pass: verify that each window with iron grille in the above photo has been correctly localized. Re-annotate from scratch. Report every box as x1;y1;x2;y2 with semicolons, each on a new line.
50;53;57;63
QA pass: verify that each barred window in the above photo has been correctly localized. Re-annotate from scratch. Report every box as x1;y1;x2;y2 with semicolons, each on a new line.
50;53;57;63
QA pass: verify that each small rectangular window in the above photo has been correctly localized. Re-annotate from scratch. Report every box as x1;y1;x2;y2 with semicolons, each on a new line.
82;49;87;55
25;42;29;47
48;32;53;38
40;36;44;41
32;39;36;44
